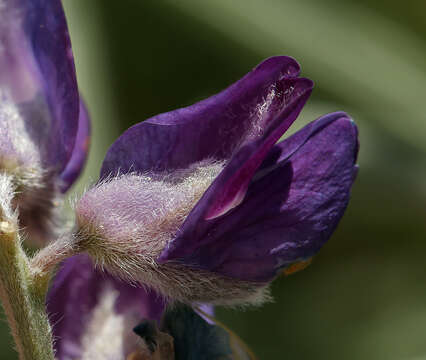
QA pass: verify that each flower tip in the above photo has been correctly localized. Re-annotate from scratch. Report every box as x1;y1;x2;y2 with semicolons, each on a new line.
333;112;359;163
256;56;301;78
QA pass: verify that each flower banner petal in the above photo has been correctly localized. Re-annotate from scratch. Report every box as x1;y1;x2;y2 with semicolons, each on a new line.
101;56;303;178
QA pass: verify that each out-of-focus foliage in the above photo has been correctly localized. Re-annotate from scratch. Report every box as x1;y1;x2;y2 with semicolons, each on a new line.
1;0;425;359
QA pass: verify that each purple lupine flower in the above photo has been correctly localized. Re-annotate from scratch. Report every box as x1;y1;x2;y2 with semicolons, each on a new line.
47;255;165;359
48;255;249;359
73;56;359;305
0;0;90;244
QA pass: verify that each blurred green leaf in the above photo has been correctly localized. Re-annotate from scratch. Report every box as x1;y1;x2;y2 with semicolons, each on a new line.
164;0;426;153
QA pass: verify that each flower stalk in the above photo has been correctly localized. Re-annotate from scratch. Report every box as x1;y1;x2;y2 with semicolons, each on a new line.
0;173;55;360
31;234;78;280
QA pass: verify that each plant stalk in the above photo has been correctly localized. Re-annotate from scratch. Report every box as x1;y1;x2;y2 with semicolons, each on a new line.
0;174;55;360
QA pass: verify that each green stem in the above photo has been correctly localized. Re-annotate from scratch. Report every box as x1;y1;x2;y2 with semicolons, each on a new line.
0;175;55;360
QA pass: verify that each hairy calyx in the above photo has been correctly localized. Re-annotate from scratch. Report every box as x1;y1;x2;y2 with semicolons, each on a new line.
76;160;225;258
75;160;269;306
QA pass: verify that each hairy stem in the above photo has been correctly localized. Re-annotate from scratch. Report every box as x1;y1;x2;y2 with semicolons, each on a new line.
0;174;55;360
31;233;77;278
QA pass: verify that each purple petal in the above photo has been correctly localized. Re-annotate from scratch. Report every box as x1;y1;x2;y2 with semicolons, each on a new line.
24;0;80;172
59;99;91;192
47;255;165;359
101;56;307;178
0;0;82;178
159;113;358;281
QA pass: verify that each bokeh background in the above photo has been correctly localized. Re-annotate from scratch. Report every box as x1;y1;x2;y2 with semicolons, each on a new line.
2;0;426;359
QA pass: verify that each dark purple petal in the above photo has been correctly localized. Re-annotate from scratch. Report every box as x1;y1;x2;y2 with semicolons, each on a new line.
47;255;165;359
101;56;307;178
159;113;358;281
0;0;82;178
59;99;91;192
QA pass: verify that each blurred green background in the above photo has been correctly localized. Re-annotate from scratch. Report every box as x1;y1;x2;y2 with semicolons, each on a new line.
2;0;426;359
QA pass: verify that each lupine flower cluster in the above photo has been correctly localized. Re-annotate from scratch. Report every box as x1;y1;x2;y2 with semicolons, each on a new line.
0;0;358;359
